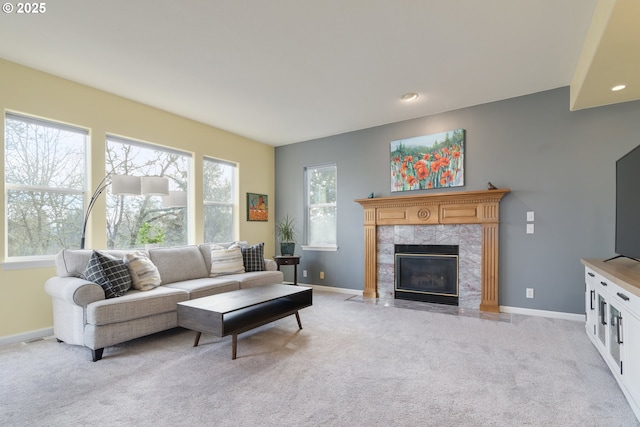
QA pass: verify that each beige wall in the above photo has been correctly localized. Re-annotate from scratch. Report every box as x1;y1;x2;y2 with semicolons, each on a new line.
0;59;276;340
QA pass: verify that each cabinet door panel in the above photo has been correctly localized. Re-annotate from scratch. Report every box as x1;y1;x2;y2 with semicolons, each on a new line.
623;312;640;408
609;304;622;373
597;293;607;346
585;281;597;337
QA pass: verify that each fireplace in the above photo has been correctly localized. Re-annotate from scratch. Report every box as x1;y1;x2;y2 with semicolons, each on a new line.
395;244;459;305
355;189;510;312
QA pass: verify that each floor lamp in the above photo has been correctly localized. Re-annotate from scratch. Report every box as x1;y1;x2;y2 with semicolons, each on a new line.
80;174;170;249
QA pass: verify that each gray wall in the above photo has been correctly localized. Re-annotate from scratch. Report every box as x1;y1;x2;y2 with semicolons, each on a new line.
275;87;640;314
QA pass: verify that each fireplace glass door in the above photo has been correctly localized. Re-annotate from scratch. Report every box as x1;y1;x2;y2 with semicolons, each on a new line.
394;244;459;305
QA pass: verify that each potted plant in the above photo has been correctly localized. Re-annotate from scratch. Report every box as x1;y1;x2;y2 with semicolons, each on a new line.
137;222;165;249
276;214;297;255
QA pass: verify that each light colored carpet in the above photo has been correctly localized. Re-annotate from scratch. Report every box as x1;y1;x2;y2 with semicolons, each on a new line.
1;291;638;426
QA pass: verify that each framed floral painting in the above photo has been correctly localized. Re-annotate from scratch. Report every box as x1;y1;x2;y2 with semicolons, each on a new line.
247;193;268;221
390;129;465;192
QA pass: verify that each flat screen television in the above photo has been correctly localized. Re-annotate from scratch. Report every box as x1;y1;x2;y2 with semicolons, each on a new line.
611;144;640;262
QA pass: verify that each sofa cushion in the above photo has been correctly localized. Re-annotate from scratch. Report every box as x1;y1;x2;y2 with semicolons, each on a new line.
148;246;209;285
236;270;285;289
209;244;245;277
124;251;162;291
83;251;132;299
165;277;240;300
87;286;188;326
241;242;265;272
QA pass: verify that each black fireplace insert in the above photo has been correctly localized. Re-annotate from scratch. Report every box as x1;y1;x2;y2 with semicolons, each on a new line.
394;244;459;305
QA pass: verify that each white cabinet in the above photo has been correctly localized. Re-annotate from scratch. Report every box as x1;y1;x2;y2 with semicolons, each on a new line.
582;258;640;421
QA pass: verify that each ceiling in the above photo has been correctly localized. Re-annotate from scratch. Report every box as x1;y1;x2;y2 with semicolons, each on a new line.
0;0;636;146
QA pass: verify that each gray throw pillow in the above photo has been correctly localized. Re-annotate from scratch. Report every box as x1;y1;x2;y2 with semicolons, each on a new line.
83;250;132;299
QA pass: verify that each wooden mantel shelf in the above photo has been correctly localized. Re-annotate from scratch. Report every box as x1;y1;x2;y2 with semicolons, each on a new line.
355;188;510;312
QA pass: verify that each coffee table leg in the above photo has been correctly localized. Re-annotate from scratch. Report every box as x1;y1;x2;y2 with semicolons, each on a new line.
232;334;238;360
295;311;302;329
193;332;201;347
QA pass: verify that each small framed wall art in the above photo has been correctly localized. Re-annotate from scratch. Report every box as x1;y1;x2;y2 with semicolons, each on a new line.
247;193;268;221
390;129;465;192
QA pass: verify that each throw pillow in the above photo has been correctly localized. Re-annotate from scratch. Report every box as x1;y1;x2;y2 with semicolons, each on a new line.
83;251;132;299
210;244;245;277
241;242;265;272
124;251;162;291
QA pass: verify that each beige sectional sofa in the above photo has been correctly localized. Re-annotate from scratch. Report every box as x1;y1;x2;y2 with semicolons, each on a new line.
44;243;283;361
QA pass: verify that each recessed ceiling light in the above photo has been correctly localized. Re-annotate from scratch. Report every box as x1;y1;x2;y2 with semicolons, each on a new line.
401;93;419;102
611;84;627;92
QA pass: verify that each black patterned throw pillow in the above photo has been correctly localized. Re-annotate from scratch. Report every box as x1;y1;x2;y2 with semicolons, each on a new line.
241;242;265;272
83;250;132;299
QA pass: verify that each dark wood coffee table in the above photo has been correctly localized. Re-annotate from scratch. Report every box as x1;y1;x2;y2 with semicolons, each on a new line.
177;284;312;359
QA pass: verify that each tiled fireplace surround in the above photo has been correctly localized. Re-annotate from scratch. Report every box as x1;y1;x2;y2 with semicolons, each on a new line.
377;224;482;309
356;189;510;313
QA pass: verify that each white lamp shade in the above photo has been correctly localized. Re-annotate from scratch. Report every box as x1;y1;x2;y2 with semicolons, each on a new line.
111;175;141;195
141;176;170;196
162;190;188;207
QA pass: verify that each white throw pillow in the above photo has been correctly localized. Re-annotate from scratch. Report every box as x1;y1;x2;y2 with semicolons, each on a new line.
210;244;245;277
124;251;162;291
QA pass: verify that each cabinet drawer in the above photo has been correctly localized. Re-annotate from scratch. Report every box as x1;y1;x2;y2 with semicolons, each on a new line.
611;285;640;314
585;268;598;286
275;257;299;266
594;272;612;292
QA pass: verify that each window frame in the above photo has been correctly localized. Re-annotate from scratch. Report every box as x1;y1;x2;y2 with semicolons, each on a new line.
105;134;192;249
203;156;238;243
302;163;338;252
4;112;88;264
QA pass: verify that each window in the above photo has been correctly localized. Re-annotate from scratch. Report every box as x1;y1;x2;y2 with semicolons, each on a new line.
4;113;88;258
305;164;337;249
105;135;190;249
203;157;236;243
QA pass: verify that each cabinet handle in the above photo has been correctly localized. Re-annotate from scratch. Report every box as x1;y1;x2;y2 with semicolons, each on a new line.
590;290;595;310
617;292;630;301
617;314;623;345
600;281;608;287
600;301;607;325
588;272;595;277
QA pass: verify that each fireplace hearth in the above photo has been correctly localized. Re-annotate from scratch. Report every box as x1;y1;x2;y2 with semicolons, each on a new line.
395;244;459;305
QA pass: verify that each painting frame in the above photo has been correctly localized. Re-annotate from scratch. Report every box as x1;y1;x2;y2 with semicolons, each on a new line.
246;192;269;222
390;129;465;192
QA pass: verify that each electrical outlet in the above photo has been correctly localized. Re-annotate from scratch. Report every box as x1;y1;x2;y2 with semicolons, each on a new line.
526;288;534;299
303;270;307;278
320;271;325;279
526;224;534;234
527;211;535;222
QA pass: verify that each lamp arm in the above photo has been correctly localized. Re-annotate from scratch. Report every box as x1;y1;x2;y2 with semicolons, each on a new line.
80;172;114;249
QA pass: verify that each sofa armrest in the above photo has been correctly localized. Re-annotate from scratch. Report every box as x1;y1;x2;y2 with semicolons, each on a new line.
264;259;278;271
45;276;105;307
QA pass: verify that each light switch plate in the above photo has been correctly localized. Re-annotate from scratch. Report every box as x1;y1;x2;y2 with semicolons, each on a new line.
526;211;534;222
526;224;534;234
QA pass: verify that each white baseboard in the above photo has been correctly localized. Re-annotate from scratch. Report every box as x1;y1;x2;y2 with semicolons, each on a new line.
0;327;53;347
500;305;585;322
293;282;363;296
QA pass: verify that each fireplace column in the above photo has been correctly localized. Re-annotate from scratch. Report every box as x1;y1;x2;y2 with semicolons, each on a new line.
363;206;378;299
481;223;499;312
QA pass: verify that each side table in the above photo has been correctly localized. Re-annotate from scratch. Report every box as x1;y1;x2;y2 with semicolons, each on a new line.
274;255;301;285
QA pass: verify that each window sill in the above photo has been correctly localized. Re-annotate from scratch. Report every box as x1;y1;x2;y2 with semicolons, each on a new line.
2;258;55;271
301;245;338;252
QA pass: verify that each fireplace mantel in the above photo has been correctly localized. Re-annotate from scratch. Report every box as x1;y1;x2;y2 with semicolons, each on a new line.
355;188;510;312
